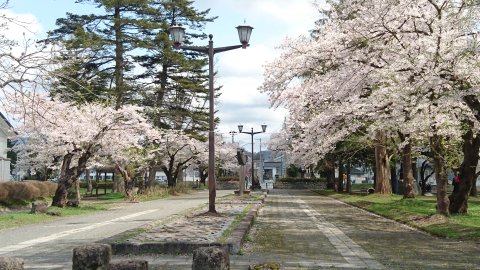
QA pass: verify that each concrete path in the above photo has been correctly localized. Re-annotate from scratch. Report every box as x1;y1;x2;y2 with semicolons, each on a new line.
4;189;479;269
0;190;230;269
241;189;480;269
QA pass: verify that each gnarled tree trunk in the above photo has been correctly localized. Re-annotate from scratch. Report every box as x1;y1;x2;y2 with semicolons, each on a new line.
399;133;415;198
449;126;480;213
116;164;134;200
430;134;450;216
52;152;90;208
375;130;391;194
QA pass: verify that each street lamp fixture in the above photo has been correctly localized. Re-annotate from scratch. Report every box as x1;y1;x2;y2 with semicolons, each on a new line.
229;131;238;143
238;124;267;190
169;23;253;213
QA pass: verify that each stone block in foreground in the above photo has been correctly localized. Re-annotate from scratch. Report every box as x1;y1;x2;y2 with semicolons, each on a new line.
108;259;148;270
0;257;24;270
192;247;229;270
72;243;111;270
31;200;48;214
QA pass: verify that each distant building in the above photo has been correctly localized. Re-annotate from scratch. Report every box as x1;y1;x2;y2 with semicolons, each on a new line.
0;112;15;181
349;167;374;184
256;150;286;181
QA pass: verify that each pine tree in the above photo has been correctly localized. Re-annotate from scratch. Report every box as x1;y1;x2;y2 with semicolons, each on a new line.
47;0;155;107
136;0;216;137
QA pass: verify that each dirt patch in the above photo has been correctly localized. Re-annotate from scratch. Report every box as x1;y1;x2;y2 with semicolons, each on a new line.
410;214;448;227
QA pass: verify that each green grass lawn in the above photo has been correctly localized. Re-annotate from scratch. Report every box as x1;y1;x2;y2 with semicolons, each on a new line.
0;192;125;230
0;184;204;230
317;189;480;240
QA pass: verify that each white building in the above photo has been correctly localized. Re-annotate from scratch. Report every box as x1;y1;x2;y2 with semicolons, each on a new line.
0;113;15;181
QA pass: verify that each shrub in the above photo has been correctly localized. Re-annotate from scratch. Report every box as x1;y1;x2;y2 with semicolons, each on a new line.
0;181;58;202
277;177;326;183
170;182;193;194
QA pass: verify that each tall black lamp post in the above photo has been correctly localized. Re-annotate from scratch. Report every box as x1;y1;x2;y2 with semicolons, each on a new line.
169;24;253;213
238;124;267;190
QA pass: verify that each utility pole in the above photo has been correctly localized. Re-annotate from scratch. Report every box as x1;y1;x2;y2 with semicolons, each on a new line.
257;138;263;185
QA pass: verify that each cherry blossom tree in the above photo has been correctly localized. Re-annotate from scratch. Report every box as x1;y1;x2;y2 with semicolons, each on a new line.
190;135;238;185
146;129;204;187
9;93;149;207
215;136;239;175
262;0;480;215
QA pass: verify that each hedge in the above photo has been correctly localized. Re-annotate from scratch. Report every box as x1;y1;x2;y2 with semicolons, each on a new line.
277;177;326;183
0;181;57;202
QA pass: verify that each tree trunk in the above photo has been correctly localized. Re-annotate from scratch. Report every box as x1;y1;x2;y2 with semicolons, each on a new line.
323;158;336;189
430;134;450;216
462;95;480;197
375;130;391;194
52;152;89;207
163;166;176;187
116;165;134;200
346;162;352;194
75;179;81;203
391;163;397;194
449;127;480;213
147;166;156;188
471;185;478;197
114;6;125;110
337;160;344;193
400;134;415;198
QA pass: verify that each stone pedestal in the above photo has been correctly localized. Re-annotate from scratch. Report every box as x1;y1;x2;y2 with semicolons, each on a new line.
72;244;111;270
192;247;229;270
31;201;48;214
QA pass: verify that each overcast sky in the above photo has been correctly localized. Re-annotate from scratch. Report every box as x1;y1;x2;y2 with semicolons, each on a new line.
6;0;321;151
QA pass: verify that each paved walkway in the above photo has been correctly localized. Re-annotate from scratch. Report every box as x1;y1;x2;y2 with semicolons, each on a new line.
0;190;231;269
5;189;479;269
136;189;480;269
241;190;480;269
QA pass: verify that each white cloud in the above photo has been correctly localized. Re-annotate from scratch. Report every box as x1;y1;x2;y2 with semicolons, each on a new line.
0;9;43;41
197;1;321;146
216;44;276;78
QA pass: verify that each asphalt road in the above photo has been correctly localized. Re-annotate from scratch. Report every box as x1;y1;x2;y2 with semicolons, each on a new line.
0;190;230;269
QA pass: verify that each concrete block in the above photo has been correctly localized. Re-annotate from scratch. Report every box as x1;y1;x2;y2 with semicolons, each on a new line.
192;247;229;270
72;244;111;270
31;201;48;214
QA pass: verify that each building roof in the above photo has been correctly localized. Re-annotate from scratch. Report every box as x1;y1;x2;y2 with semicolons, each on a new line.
0;112;15;137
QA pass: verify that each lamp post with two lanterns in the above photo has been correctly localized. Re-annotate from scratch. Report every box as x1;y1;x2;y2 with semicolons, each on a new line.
168;23;253;213
238;124;267;190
